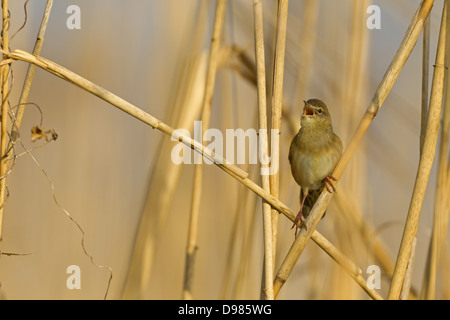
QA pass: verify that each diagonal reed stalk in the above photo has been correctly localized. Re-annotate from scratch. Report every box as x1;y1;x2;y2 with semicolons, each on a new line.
182;0;227;300
273;0;435;298
3;48;384;299
401;237;417;300
388;0;445;300
420;10;431;154
0;0;10;240
253;0;274;300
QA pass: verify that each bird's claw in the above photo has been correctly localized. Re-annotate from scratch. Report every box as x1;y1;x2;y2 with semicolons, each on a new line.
291;210;307;236
323;175;337;193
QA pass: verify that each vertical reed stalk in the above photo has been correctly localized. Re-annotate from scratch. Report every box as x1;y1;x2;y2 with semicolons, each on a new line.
292;0;318;109
269;0;288;269
233;176;259;299
182;0;227;300
219;174;250;299
253;0;273;300
341;0;369;209
0;0;10;240
422;0;450;299
388;1;446;300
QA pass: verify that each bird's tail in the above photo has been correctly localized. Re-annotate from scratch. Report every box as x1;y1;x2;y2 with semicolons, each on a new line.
301;189;326;219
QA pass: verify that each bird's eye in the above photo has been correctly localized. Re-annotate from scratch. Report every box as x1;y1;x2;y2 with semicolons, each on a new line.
317;108;322;114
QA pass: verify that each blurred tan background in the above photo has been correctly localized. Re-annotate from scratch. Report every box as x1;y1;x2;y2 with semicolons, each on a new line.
0;0;448;299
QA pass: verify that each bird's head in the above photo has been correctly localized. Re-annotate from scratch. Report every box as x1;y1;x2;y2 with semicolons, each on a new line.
301;99;332;128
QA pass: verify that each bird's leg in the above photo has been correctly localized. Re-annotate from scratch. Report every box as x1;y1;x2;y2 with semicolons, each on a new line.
291;189;308;235
323;175;337;193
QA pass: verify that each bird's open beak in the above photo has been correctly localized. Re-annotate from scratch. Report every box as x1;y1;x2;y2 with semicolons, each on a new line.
303;104;314;116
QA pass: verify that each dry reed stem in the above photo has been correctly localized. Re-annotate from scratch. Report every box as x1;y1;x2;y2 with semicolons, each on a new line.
11;0;53;141
432;65;450;298
292;0;318;109
442;241;450;299
422;0;450;299
183;0;227;300
388;0;445;300
421;13;431;154
219;173;251;299
344;0;369;123
216;59;256;299
332;1;369;298
233;192;258;299
342;0;369;211
184;166;202;299
0;0;9;240
401;237;417;300
253;0;274;300
122;57;206;299
269;0;288;275
274;0;435;299
418;8;431;299
3;49;382;300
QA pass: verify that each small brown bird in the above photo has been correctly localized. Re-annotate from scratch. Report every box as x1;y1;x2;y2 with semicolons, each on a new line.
289;99;343;235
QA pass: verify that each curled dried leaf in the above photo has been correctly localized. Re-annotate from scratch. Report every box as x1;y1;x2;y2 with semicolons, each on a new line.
31;126;58;142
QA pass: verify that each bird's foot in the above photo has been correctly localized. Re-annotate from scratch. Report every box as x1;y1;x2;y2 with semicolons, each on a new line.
291;209;307;236
323;175;337;193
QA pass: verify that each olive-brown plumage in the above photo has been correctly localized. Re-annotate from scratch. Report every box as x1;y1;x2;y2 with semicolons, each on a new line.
289;99;343;234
